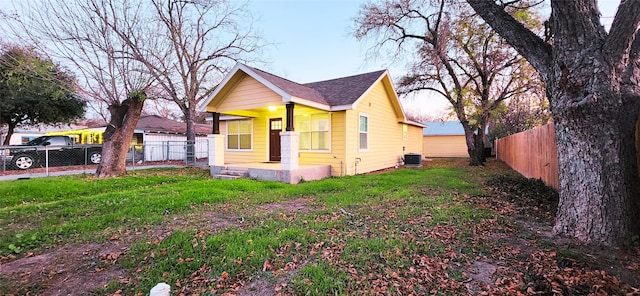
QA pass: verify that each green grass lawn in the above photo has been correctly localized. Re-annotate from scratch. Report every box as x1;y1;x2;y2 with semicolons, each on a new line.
1;159;637;295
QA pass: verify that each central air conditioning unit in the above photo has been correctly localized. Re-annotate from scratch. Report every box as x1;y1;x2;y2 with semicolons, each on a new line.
404;153;422;166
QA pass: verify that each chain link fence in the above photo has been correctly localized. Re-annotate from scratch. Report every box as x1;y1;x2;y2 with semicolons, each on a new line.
0;140;209;177
139;140;209;164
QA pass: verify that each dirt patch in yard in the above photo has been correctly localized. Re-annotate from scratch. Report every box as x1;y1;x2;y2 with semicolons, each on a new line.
0;198;317;296
466;174;640;294
160;209;240;234
3;169;639;295
253;198;316;214
467;260;497;285
235;259;311;296
0;242;127;296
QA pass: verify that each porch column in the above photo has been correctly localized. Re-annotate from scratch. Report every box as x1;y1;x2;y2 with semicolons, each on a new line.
285;103;295;131
280;131;299;171
207;134;225;166
212;112;220;134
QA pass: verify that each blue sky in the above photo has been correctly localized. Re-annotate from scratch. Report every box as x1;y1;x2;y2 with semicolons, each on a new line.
246;0;620;117
244;0;453;117
246;0;377;82
0;0;622;118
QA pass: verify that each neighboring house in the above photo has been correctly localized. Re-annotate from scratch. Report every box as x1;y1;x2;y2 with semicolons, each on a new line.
134;115;212;161
0;130;44;145
46;115;212;161
199;63;424;184
1;124;89;145
422;121;469;158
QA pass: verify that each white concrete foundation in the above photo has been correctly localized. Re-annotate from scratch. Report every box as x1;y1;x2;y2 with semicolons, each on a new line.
211;163;331;184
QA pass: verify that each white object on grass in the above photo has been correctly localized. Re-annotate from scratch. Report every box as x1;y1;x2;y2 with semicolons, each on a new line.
150;282;171;296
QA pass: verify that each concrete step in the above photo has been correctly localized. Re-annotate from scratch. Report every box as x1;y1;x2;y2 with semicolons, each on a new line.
214;167;249;180
215;174;243;180
219;169;249;177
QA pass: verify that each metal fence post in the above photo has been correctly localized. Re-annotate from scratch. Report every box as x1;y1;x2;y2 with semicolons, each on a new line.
162;141;171;161
186;140;195;165
45;146;49;176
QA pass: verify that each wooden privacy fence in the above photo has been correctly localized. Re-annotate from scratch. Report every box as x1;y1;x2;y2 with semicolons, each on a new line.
495;123;559;189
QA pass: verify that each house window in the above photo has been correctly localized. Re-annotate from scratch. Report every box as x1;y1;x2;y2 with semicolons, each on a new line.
359;114;368;151
295;113;330;151
403;124;408;140
271;119;282;130
227;119;252;150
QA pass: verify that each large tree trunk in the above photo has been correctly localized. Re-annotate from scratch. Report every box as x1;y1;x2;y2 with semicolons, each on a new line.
184;104;197;164
637;119;640;178
474;132;486;164
474;118;488;163
547;2;640;245
3;123;16;145
466;0;640;246
461;121;483;166
551;79;640;245
96;92;146;177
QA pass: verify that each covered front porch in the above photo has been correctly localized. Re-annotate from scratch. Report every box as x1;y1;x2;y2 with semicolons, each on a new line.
209;161;331;184
206;101;321;184
200;63;344;183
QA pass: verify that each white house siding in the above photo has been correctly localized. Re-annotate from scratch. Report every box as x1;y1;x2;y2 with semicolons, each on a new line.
143;134;209;161
3;133;44;145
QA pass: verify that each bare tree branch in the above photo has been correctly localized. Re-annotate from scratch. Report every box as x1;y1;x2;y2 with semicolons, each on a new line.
466;0;551;79
110;0;267;142
605;0;640;72
355;0;546;165
1;0;160;177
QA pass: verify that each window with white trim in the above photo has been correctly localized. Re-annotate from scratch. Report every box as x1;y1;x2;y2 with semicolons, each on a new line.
359;114;368;151
227;119;252;150
295;113;330;151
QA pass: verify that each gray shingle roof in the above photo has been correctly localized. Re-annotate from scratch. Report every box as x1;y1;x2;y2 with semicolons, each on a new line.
304;70;386;106
136;115;212;136
245;64;386;107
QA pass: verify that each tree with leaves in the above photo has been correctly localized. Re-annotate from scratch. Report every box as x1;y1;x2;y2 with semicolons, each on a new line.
354;0;544;165
0;45;85;145
488;90;551;141
3;0;156;177
466;0;640;246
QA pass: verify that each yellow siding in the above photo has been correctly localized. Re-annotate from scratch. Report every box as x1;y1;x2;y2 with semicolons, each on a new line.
423;135;469;157
344;110;358;174
298;111;347;177
216;75;282;112
221;115;272;163
405;125;423;155
343;82;409;175
212;72;423;177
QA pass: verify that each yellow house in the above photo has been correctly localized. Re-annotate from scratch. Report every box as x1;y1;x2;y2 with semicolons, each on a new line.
199;63;424;183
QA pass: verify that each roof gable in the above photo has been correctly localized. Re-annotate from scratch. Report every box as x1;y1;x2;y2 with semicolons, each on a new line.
199;63;407;116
